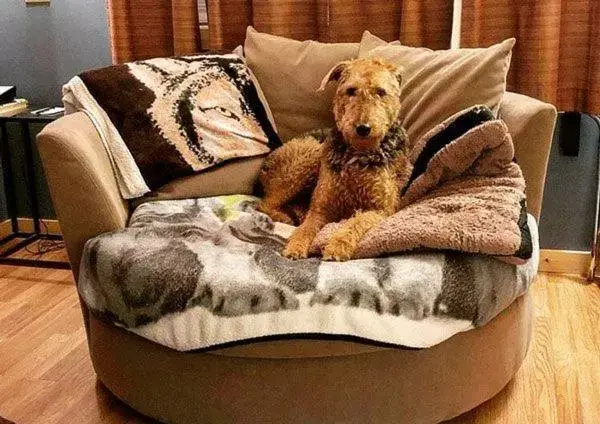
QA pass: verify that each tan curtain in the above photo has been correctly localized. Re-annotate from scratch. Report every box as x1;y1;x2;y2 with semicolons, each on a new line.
107;0;202;64
461;0;600;114
207;0;453;50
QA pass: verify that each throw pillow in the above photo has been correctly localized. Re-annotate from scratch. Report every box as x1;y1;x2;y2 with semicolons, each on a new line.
359;31;515;145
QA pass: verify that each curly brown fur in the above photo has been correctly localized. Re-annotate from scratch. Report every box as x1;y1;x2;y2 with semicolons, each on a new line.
259;58;412;260
256;134;322;225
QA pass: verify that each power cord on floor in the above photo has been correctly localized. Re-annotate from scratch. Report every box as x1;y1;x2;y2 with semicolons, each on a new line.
24;219;66;256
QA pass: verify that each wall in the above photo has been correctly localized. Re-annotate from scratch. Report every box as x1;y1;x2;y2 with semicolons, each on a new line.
0;0;111;219
539;114;600;251
0;0;111;105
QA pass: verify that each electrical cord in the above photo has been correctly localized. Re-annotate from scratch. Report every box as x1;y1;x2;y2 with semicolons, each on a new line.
24;219;65;257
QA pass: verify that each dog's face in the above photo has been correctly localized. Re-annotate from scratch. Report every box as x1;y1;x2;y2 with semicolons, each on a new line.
320;58;403;152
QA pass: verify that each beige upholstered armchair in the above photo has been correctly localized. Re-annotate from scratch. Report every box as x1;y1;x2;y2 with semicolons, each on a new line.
37;92;556;423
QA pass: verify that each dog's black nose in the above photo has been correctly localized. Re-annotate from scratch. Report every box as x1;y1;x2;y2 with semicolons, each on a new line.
356;124;371;137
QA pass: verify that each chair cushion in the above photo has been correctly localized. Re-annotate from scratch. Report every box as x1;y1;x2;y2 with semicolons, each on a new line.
130;155;266;208
244;27;359;141
77;195;538;352
359;31;515;145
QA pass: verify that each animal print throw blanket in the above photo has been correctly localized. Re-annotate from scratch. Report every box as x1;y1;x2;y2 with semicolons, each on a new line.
62;54;280;199
78;195;538;351
312;106;532;264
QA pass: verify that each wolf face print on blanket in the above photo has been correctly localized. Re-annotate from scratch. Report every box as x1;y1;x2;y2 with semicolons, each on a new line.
63;54;280;198
78;195;538;351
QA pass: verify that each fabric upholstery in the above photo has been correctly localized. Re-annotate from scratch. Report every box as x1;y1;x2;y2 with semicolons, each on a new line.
207;0;453;51
359;31;515;145
499;92;557;220
130;156;266;208
106;0;201;64
244;27;359;141
88;292;531;423
36;112;128;279
461;0;600;115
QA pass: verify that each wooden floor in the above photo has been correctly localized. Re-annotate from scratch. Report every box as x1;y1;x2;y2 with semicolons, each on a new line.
0;266;598;423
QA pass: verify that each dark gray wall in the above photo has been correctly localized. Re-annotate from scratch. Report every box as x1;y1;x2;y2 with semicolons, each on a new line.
0;0;111;105
539;114;600;251
0;0;111;219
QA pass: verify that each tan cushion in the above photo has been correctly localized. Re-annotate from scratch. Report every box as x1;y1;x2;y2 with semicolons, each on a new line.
244;26;359;141
359;31;515;145
232;45;278;132
499;92;557;220
131;155;267;208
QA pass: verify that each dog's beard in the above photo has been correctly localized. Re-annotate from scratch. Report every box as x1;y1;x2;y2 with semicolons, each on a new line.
327;123;408;172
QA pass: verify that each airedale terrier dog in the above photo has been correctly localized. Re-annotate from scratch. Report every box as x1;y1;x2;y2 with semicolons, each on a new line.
258;58;412;261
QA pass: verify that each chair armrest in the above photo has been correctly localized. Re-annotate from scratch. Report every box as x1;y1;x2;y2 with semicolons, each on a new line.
37;112;128;278
499;92;557;221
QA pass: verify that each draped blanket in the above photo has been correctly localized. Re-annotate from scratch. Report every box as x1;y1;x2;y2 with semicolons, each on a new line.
62;54;280;199
311;106;532;263
78;195;538;351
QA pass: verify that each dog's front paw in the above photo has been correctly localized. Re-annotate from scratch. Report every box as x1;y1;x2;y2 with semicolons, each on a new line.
323;235;357;262
283;239;311;259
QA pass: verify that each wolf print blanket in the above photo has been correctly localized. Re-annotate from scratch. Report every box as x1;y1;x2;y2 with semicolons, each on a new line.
308;106;532;263
78;195;538;351
62;54;280;198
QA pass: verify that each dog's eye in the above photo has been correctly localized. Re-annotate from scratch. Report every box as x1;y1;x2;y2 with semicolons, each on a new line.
346;87;357;96
376;88;387;97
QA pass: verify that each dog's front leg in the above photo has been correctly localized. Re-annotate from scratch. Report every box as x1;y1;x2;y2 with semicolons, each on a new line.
323;211;386;261
282;211;329;259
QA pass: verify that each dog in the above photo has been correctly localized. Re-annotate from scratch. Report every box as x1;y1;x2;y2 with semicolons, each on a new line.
258;58;412;261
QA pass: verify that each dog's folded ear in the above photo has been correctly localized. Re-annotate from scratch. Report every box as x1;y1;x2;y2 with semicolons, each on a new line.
317;61;350;92
387;63;405;88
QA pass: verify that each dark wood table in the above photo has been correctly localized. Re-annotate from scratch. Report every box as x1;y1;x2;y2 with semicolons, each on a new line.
0;108;70;269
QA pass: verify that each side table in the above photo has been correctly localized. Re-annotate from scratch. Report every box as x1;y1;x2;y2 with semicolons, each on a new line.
0;109;70;269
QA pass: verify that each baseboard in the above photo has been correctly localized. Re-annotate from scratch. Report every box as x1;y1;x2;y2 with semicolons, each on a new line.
539;249;591;276
0;218;62;237
0;220;11;238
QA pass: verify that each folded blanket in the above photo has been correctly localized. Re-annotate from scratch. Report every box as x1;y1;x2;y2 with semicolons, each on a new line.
311;106;531;263
63;54;280;198
78;195;538;351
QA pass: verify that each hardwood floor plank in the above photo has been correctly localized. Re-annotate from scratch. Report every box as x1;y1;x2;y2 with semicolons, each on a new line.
0;269;598;423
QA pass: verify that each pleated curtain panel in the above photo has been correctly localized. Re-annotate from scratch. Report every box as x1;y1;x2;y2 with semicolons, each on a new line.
107;0;202;64
206;0;453;50
106;0;599;115
460;0;600;116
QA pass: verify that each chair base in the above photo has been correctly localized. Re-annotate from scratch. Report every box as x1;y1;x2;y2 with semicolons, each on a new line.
87;292;532;424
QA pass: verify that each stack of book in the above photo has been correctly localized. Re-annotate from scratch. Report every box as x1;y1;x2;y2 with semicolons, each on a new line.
0;99;29;117
0;86;28;117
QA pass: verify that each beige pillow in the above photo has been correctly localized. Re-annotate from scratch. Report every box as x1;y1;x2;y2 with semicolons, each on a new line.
359;31;515;145
232;45;277;132
244;26;359;141
359;31;402;51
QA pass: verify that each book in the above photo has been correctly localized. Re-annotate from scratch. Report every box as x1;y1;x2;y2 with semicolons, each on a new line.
0;99;28;117
0;86;16;105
